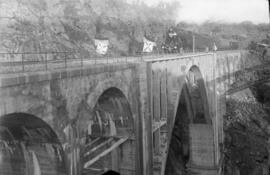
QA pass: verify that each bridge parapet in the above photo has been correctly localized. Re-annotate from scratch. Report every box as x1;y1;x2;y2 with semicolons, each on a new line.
0;52;192;74
0;63;136;88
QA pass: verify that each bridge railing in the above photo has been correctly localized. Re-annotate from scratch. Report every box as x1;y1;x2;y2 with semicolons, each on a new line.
0;52;145;74
0;51;208;74
144;52;214;62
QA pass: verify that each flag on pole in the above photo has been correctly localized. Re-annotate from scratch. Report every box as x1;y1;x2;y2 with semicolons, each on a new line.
143;37;156;53
94;38;109;55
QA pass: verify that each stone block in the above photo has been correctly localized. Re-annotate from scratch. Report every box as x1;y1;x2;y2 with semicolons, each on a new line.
60;70;68;79
1;77;18;87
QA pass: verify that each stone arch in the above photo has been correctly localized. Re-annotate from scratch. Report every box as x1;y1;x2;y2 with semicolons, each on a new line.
0;112;67;175
90;87;134;136
164;65;215;175
82;82;136;175
86;78;131;113
185;65;211;124
170;65;211;128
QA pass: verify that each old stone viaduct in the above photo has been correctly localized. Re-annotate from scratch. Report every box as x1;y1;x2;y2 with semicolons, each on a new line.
0;51;262;175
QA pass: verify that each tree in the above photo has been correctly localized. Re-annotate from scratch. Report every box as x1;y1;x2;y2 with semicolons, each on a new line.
212;26;221;35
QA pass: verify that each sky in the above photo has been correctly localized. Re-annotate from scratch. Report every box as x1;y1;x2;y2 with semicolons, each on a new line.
0;0;269;24
142;0;269;24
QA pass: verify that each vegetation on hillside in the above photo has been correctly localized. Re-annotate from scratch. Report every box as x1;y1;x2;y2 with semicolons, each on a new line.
0;0;269;57
0;0;179;57
224;96;269;175
223;82;270;175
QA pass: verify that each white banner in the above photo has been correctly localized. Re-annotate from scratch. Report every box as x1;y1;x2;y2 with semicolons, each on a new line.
94;39;109;55
143;37;156;53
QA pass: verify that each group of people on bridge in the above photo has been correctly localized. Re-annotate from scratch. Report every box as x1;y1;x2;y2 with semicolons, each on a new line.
95;27;218;56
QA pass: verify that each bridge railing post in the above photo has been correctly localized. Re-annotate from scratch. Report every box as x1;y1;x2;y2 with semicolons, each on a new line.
45;53;48;71
64;52;67;68
21;53;24;72
80;53;83;68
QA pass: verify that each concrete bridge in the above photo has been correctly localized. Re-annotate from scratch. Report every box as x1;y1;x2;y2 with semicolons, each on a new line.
0;51;252;175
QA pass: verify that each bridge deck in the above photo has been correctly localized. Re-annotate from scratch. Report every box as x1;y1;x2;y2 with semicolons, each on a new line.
0;52;213;74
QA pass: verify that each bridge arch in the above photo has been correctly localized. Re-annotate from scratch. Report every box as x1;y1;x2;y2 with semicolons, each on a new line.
90;87;134;136
0;112;67;175
164;65;214;175
86;78;131;111
184;65;211;124
82;83;137;174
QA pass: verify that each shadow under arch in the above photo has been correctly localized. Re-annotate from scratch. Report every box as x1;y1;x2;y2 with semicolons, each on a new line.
86;78;130;110
82;87;136;175
185;65;211;124
164;66;214;175
0;112;67;175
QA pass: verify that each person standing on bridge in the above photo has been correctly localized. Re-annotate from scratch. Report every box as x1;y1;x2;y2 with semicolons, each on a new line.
163;27;183;54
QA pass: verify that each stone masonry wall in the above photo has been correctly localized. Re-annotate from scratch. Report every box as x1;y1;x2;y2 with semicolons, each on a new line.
0;63;143;175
